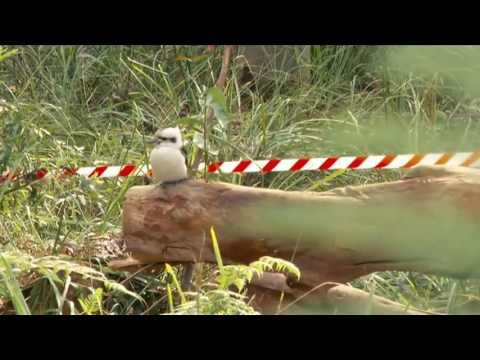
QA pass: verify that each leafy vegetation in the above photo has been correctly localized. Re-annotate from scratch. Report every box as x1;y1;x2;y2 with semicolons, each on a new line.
1;45;480;314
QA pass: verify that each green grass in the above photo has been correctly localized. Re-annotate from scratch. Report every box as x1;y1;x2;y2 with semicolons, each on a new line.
1;45;480;315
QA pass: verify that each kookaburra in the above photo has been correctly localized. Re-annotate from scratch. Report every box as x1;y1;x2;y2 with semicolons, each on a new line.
148;126;194;290
148;126;188;185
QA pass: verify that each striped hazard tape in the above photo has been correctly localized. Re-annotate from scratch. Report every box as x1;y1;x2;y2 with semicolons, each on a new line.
201;151;480;174
1;151;480;184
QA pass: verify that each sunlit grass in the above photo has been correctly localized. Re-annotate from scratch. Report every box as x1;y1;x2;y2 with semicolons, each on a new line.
1;45;480;314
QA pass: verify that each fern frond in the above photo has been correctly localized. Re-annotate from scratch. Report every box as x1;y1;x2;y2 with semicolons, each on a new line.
0;251;145;305
250;256;301;281
217;265;262;292
79;288;104;315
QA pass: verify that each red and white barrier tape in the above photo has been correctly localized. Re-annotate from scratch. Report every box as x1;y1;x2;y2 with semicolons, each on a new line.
201;151;480;174
0;165;152;183
1;151;480;183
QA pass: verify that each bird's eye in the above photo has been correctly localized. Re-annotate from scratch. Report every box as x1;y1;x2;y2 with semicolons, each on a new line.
170;137;176;143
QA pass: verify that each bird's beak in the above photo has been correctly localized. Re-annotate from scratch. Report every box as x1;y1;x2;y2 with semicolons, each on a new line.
146;137;156;144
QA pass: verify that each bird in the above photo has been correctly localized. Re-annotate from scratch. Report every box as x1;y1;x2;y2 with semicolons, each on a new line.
148;126;189;185
148;126;195;290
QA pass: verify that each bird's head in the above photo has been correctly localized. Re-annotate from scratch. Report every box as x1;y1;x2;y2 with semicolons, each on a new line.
149;126;183;149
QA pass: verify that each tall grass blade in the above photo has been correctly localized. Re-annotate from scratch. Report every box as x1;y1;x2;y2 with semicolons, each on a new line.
0;255;31;315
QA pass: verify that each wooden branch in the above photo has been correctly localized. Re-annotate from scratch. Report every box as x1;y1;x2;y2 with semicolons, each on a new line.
215;45;235;90
110;165;480;313
273;282;437;315
324;284;433;315
239;280;436;315
189;46;236;177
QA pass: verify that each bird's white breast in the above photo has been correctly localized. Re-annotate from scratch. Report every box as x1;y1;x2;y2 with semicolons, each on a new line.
150;147;187;183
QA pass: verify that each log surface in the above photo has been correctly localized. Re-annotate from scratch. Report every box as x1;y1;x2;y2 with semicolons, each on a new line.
113;166;480;313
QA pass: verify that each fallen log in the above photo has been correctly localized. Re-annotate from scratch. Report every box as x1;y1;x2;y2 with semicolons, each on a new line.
110;165;480;313
280;282;437;315
323;284;436;315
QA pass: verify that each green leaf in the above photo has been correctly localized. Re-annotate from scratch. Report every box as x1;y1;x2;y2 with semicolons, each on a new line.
0;48;18;62
216;264;261;292
306;169;347;191
166;283;174;313
206;86;230;128
104;281;145;304
0;255;31;315
164;263;186;304
175;54;208;63
210;226;224;271
206;86;226;108
232;278;246;292
175;55;192;62
192;132;219;155
191;55;209;63
177;116;203;131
